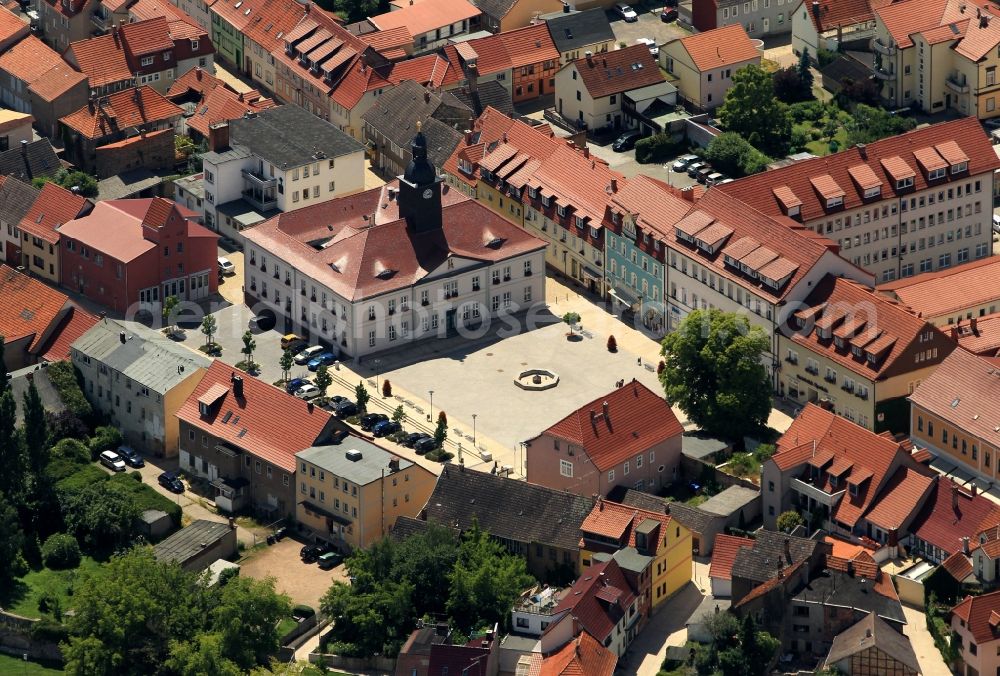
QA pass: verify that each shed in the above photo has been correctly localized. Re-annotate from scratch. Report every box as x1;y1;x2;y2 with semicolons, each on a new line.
153;519;237;572
138;509;173;540
699;485;761;527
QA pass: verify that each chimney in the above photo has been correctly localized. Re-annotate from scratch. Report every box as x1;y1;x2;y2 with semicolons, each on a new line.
465;130;474;145
952;481;960;512
208;122;230;152
585;50;593;65
502;132;508;143
467;62;478;97
811;0;820;18
972;484;978;497
562;0;569;11
602;400;609;421
784;537;792;563
951;326;959;340
971;316;979;334
598;495;604;511
590;410;597;425
119;330;126;344
228;516;235;530
572;616;581;636
20;139;28;156
610;178;618;193
963;536;971;555
232;375;244;399
424;90;431;103
460;458;465;472
857;143;866;160
583;147;590;159
195;66;202;80
388;456;400;472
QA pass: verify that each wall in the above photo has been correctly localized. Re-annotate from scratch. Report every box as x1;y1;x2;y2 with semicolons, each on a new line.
500;0;562;32
310;652;396;672
95;128;176;179
654;520;693;608
716;0;792;37
911;405;999;482
162;368;208;457
0;611;63;664
18;234;59;284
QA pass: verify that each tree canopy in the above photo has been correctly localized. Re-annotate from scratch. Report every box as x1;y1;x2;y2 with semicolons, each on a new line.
719;65;792;156
844;104;916;145
659;310;771;440
32;169;99;198
704;133;771;178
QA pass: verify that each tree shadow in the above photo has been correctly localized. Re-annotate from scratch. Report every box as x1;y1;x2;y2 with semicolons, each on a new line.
0;578;29;611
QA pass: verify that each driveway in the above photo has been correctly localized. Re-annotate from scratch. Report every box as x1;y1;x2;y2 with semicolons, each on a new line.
586;140;699;187
208;304;288;384
609;5;692;50
239;536;348;610
901;604;950;676
625;582;705;675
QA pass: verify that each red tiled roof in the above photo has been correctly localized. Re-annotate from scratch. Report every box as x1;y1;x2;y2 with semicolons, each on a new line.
718;117;998;223
572;44;663;98
677;24;760;71
211;0;307;53
167;65;226;99
538;379;682;472
0;4;28;44
176;360;332;472
942;551;974;582
910;476;1000;558
39;307;99;362
388;53;460;88
909;347;1000;449
0;264;70;351
60;87;183;140
360;25;411;54
553;559;637;642
0;35;87;103
184;84;275;137
948;311;1000;357
540;631;616;676
805;0;878;33
877;0;1000;60
863;465;934;531
580;499;674;553
877;257;1000;320
18;182;89;245
952;590;1000;644
370;0;480;36
709;534;755;581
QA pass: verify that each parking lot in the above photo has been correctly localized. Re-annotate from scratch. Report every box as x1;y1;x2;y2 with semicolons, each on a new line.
239;536;348;610
607;2;692;50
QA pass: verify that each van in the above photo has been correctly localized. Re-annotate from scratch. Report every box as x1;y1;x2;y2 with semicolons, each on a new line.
99;450;126;472
294;345;325;365
706;172;725;186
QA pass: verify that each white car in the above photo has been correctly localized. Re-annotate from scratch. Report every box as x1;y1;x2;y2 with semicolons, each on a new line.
294;345;324;365
294;384;321;400
217;257;235;275
99;449;127;472
636;37;659;56
993;214;1000;234
615;3;638;21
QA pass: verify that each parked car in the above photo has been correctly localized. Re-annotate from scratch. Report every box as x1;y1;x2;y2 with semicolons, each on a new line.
660;7;678;21
158;471;184;493
414;436;438;454
635;37;659;56
99;449;126;472
994;214;1000;234
706;172;725;186
672;154;698;171
217;257;235;275
281;334;307;351
118;446;144;468
686;161;707;177
306;352;337;371
360;413;389;431
402;432;429;447
300;543;329;563
696;166;714;183
294;345;324;365
372;420;401;437
615;2;638;21
317;551;343;570
334;400;358;417
294;384;321;399
985;118;1000;130
286;376;312;394
612;129;644;152
322;395;347;411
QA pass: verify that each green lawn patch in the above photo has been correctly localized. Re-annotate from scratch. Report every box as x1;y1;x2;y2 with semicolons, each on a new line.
0;653;64;674
108;473;182;527
2;556;101;619
276;617;298;639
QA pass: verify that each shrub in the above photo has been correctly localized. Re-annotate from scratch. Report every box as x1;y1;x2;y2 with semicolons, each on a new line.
776;510;804;533
46;361;92;420
88;426;123;460
704;133;771;178
41;533;82;569
292;604;316;619
635;133;682;164
55;463;109;497
788;100;826;123
30;618;70;644
382;379;392;397
828;140;839;153
607;335;617;352
809;128;823;141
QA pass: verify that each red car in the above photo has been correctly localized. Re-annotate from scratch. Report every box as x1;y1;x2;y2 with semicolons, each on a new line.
661;7;678;21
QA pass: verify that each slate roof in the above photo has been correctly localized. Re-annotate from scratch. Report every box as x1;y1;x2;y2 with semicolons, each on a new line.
793;569;905;624
0;264;70;351
533;379;683;472
0;175;40;229
731;530;819;584
878;257;1000;320
710;534;755;582
422;464;594;551
60;87;183;141
176;360;333;472
545;8;614;54
676;24;760;71
0;35;87;103
229;104;365;170
908;476;1000;558
540;631;616;676
552;559;636;642
823;612;919;671
450;80;514;118
909;347;1000;450
297;440;415;486
571;44;663;99
606;486;719;535
153;519;233;565
952;590;1000;644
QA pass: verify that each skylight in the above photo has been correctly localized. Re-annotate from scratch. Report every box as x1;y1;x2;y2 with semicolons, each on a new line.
952;397;961;408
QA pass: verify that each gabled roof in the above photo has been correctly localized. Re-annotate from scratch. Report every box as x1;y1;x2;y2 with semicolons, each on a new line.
909;347;1000;449
731;530;819;584
60;87;183;141
470;22;559;73
540;631;616;676
824;612;919;671
571;44;664;98
183;84;275;138
941;550;975;582
0;139;61;183
229;104;364;169
805;0;879;33
544;8;615;54
952;590;1000;644
421;464;594;552
39;307;99;362
876;0;1000;60
553;559;637;642
718;117;999;223
0;264;70;351
863;465;934;531
949;311;1000;358
580;499;674;552
908;476;1000;558
66;18;173;88
211;0;307;53
676;24;760;71
709;534;755;582
0;175;40;229
0;4;28;45
791;568;905;624
877;257;1000;320
176;360;332;472
166;65;227;99
0;35;87;103
536;379;682;472
369;0;480;36
17;182;90;245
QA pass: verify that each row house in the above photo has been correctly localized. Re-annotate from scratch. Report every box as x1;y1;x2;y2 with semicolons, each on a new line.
0;34;90;139
791;0;880;60
0;4;29;50
65;16;214;95
692;0;796;38
909;347;1000;484
366;0;481;56
38;0;94;50
0;264;81;371
176;360;339;518
0;175;39;267
552;558;642;657
525;379;684;498
542;7;616;65
907;476;1000;564
11;182;91;285
874;0;1000;119
58;197;218;313
240;128;546;358
71;318;212;456
761;404;935;545
200;104;365;240
661;24;760;112
778;274;955;432
209;0;307;93
877;256;1000;327
59;86;183;178
717;117;999;283
0;138;61;185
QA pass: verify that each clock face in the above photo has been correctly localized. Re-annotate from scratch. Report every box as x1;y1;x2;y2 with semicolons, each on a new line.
422;188;433;199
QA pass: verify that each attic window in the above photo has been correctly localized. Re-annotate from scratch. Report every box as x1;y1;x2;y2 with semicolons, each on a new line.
952;397;961;408
826;196;843;209
896;177;914;190
376;268;396;280
829;474;838;488
952;161;968;174
849;482;858;496
864;186;880;199
199;402;209;415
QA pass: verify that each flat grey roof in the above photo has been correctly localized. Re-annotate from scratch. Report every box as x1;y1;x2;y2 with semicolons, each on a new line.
201;144;253;164
699;485;760;517
229;105;365;170
297;438;414;486
682;434;729;460
153;520;233;565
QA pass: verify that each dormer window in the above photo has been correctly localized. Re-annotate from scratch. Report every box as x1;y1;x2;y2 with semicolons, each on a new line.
787;205;800;217
928;168;946;181
864;186;880;199
951;161;968;174
575;216;585;229
896;177;914;189
849;482;859;496
829;474;838;488
557;204;567;218
199;402;208;416
826;196;843;209
542;195;552;207
528;186;538;199
458;159;474;175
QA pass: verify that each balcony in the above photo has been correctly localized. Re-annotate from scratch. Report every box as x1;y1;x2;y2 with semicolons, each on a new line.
241;169;277;211
791;476;844;507
91;11;112;32
872;38;895;56
873;66;894;81
946;74;970;94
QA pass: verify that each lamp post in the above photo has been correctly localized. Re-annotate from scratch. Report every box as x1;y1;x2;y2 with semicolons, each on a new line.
372;358;382;393
428;389;435;421
472;413;477;445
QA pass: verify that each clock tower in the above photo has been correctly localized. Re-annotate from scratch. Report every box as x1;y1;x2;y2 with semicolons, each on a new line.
398;122;443;233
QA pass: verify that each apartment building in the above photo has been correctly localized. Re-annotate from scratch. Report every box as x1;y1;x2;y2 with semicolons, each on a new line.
200;104;366;240
209;0;307;93
661;24;760;111
295;441;437;552
952;590;1000;676
692;0;795;38
778;275;955;432
874;0;1000;119
241;127;545;357
11;182;91;284
72;318;212;456
877;257;1000;326
717;117;999;282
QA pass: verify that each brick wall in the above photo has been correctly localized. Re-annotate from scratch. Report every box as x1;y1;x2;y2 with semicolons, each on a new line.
95;128;176;179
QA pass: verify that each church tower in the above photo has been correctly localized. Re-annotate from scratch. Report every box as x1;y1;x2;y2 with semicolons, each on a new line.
397;122;443;233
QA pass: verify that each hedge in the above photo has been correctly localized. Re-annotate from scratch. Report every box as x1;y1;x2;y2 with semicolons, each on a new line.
46;361;92;420
635;134;683;164
109;473;182;526
54;463;108;497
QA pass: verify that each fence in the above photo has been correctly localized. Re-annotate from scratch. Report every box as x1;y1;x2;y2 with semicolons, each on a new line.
309;651;396;672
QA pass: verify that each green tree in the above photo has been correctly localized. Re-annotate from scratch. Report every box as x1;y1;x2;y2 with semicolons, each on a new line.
167;632;242;676
776;510;804;533
201;314;217;347
321;578;414;657
561;312;581;334
434;413;448;448
62;479;141;551
0;335;7;392
355;382;370;413
41;532;81;569
162;295;180;333
446;519;534;632
705;133;772;178
279;349;294;383
241;330;257;370
88;426;123;460
844;103;916;145
718;64;792;156
314;365;332;402
798;48;814;94
0;389;22;499
211;575;291;670
0;490;26;584
23;380;49;476
392;405;406;425
659;309;771;440
32;168;99;198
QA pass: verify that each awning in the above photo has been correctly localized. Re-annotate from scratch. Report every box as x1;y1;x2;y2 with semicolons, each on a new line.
582;266;602;281
609;286;638;307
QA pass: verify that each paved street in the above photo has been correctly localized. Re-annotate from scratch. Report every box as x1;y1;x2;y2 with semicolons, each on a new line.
627;583;704;675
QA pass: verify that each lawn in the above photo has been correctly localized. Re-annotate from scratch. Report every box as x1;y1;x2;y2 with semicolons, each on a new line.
791;103;853;157
276;616;298;639
0;653;63;674
1;557;101;619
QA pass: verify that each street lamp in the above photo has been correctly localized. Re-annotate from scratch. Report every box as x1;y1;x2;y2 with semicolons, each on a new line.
472;413;477;445
372;358;382;392
428;390;434;421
